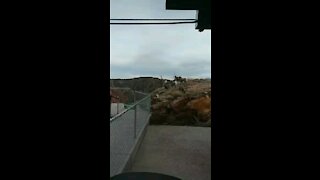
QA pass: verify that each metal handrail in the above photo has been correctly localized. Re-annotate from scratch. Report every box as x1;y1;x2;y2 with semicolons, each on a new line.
134;91;148;96
110;94;151;123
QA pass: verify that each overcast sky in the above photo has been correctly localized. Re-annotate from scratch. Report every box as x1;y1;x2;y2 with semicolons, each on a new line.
110;0;211;79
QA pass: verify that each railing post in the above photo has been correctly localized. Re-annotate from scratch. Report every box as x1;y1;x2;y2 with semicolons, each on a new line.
134;104;137;139
133;90;136;103
117;102;119;114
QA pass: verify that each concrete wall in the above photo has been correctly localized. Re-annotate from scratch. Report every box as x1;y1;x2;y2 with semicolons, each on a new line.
111;103;125;116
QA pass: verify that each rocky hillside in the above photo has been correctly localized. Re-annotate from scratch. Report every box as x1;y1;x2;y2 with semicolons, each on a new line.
110;77;212;127
150;79;211;127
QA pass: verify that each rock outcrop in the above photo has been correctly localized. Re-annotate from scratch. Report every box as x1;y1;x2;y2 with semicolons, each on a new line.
150;78;211;127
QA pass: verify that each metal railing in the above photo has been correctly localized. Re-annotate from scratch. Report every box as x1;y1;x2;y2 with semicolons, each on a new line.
110;91;151;138
110;89;151;177
110;87;149;117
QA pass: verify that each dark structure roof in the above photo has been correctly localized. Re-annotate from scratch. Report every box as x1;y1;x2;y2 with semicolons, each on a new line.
166;0;211;32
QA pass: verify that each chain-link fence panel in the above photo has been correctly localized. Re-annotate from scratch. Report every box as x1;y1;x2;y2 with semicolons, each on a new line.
110;87;136;104
135;96;151;135
110;90;151;177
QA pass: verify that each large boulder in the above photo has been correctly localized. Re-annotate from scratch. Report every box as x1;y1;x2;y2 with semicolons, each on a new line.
170;97;190;113
187;95;211;122
152;100;170;111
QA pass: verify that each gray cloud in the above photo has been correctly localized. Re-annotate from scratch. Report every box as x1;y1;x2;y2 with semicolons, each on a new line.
110;0;211;79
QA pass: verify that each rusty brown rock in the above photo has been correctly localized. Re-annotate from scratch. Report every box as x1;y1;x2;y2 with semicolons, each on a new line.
152;101;169;111
170;97;190;113
187;96;211;122
150;78;211;126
